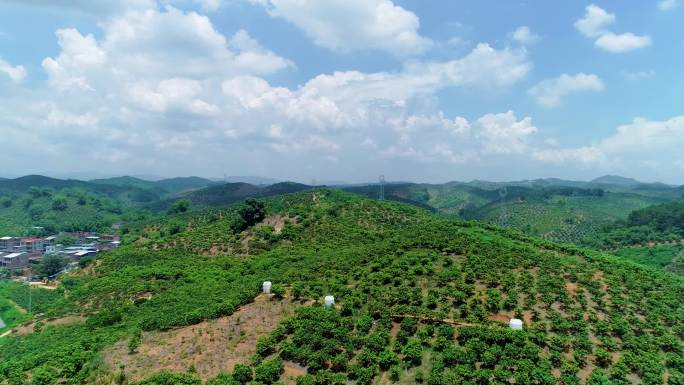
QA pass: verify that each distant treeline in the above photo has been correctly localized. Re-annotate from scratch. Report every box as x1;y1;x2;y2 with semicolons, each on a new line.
592;201;684;248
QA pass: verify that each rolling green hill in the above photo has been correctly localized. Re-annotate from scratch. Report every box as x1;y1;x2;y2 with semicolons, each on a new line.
91;176;217;197
156;181;312;210
0;191;682;385
0;176;157;235
0;176;311;235
585;201;684;274
591;201;684;248
344;182;666;244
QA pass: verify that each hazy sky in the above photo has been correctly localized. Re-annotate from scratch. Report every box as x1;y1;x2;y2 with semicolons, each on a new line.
1;0;683;183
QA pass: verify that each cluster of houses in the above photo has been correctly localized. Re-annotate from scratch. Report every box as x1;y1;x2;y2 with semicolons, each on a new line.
0;232;120;270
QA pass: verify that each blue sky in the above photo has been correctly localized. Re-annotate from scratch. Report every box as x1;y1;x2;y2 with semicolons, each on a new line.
0;0;683;183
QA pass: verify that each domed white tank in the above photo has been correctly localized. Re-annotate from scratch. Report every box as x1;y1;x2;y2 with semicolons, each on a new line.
262;281;272;294
324;295;335;308
509;318;523;330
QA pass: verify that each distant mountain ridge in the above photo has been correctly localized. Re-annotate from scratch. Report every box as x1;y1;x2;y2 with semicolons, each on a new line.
590;174;641;186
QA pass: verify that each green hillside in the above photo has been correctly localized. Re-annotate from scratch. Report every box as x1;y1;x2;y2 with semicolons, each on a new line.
0;177;155;235
467;193;664;244
91;176;217;197
0;191;682;385
345;182;664;244
611;244;684;275
156;181;312;210
592;202;684;248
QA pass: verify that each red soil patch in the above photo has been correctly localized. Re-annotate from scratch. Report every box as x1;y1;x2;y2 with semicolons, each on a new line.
281;361;307;385
565;281;578;297
522;310;533;325
592;270;604;281
263;215;288;235
488;312;513;324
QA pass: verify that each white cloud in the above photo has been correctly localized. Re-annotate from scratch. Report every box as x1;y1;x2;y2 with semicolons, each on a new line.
574;4;615;37
249;0;432;56
658;0;679;10
1;0;537;180
0;58;27;83
228;30;294;74
533;116;684;173
528;73;604;107
574;5;651;54
511;26;539;45
40;7;292;94
41;28;106;90
595;32;652;53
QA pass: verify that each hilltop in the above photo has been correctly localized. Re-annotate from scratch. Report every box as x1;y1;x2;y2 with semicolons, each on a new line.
590;175;642;187
0;190;682;385
90;176;218;197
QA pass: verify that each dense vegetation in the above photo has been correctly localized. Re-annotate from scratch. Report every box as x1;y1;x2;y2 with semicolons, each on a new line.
0;190;682;385
0;184;149;235
0;176;309;235
593;202;684;248
345;182;665;244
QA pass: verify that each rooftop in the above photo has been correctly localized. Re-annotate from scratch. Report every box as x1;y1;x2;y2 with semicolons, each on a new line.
2;252;25;259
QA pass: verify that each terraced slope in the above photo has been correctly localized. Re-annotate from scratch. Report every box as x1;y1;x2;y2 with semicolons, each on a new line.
0;190;682;385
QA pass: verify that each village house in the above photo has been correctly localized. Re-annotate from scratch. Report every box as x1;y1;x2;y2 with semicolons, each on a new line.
0;252;28;269
20;237;44;253
0;236;19;251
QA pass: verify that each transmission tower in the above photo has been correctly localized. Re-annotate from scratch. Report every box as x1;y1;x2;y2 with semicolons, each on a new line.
379;175;386;200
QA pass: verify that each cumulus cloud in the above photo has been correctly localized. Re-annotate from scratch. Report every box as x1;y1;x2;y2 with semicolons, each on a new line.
39;7;292;95
377;111;538;164
0;58;27;83
0;0;539;179
511;26;539;45
532;115;684;177
575;4;651;53
595;32;652;53
528;73;604;107
249;0;432;56
574;4;615;38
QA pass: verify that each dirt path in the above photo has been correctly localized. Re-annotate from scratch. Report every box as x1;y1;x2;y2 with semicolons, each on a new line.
8;315;86;337
391;314;476;327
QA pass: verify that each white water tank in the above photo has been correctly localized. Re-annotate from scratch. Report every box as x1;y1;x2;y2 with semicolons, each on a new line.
324;295;335;308
509;318;523;330
262;281;272;294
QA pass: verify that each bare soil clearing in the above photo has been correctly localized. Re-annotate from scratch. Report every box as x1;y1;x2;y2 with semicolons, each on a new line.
103;295;295;382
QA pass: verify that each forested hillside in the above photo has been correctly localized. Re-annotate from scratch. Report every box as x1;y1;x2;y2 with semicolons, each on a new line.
0;176;154;234
1;191;682;385
91;176;217;197
593;202;684;248
344;182;665;244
